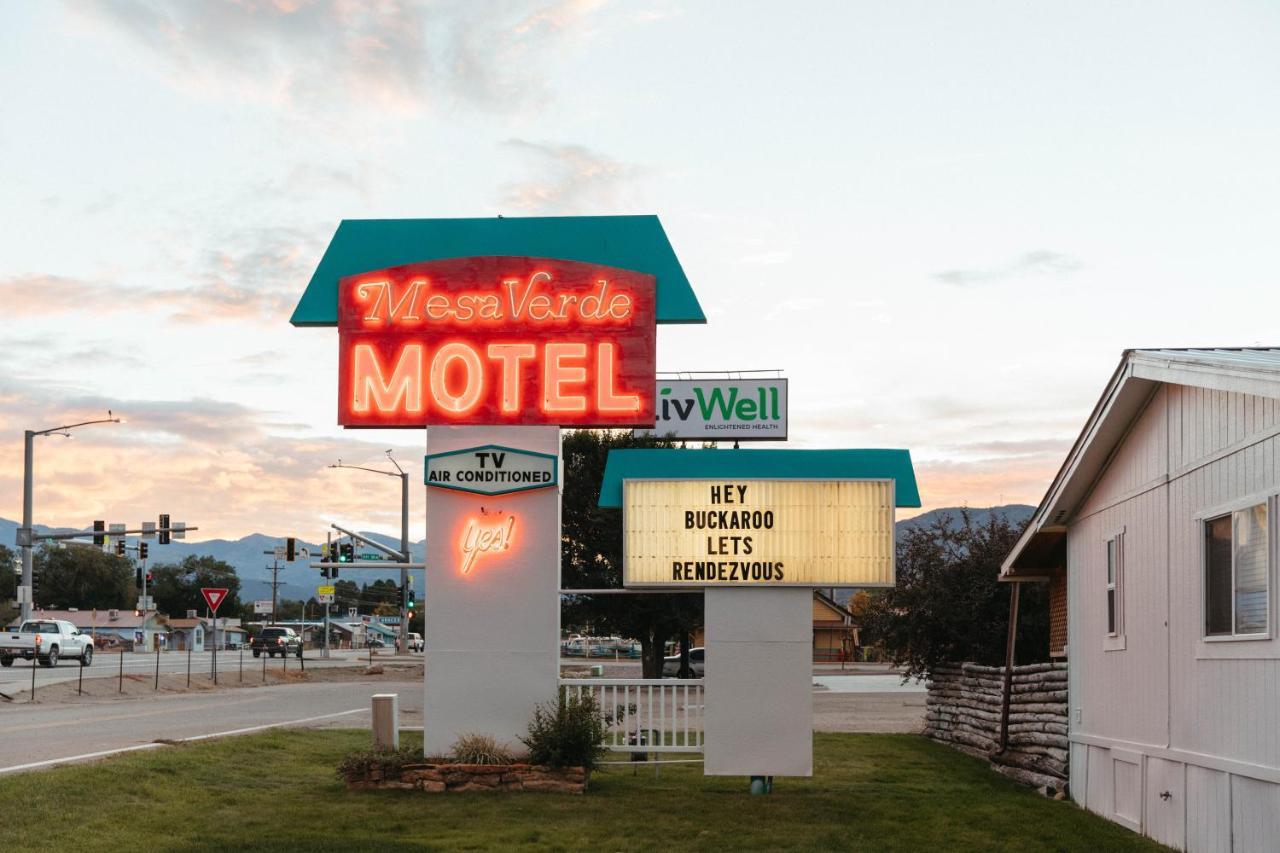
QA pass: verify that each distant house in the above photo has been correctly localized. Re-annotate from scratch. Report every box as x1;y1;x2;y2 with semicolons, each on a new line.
1003;348;1280;851
167;618;205;652
692;591;858;662
34;608;168;650
811;591;858;662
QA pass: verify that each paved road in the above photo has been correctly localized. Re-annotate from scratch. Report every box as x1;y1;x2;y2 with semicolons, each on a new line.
0;679;423;774
0;648;417;696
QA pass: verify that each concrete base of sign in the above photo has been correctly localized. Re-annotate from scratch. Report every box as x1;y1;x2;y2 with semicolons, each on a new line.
423;426;560;757
704;587;812;776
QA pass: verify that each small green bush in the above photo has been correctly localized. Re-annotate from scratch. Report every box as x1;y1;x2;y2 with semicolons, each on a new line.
336;745;422;780
450;733;514;765
520;692;609;771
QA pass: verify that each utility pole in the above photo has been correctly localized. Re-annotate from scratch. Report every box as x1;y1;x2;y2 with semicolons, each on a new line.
18;413;122;621
328;451;411;654
270;559;281;624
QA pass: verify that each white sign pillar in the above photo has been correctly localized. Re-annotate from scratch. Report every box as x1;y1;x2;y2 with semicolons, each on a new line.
423;425;561;756
704;587;813;776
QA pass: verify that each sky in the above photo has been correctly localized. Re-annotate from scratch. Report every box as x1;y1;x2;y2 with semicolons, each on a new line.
1;1;1279;542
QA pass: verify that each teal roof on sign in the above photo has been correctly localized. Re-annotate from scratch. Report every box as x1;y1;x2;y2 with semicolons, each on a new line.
597;449;921;508
290;215;705;326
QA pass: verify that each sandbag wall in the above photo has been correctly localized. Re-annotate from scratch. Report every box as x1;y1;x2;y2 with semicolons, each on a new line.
924;662;1068;794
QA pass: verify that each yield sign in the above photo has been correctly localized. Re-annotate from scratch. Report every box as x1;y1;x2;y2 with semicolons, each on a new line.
201;587;229;614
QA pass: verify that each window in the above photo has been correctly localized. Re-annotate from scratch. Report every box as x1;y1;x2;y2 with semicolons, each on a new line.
1106;535;1123;636
1205;503;1269;638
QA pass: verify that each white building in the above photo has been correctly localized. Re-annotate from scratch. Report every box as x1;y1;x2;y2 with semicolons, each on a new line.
1003;348;1280;852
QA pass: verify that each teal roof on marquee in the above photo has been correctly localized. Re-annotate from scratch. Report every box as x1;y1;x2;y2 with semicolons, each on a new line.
597;449;921;508
290;215;705;326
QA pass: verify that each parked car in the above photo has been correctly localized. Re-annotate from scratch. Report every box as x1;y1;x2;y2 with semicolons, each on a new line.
662;646;704;678
366;635;387;648
250;626;302;658
0;619;95;667
407;632;424;652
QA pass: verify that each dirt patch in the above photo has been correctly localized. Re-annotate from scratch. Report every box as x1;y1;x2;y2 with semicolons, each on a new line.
14;662;424;705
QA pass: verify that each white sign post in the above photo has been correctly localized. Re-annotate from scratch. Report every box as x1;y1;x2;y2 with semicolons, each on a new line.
621;476;898;780
423;426;561;756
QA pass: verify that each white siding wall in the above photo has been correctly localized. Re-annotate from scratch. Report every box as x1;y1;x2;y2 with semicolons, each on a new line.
1067;383;1280;851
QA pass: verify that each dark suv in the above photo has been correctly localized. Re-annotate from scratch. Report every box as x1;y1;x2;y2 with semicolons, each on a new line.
251;626;303;658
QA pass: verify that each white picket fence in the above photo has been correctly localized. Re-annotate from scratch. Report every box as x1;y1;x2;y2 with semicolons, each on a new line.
558;678;704;756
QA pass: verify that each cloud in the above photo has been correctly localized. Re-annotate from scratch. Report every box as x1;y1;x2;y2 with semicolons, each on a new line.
0;226;318;324
935;250;1082;286
0;378;423;540
501;139;641;214
67;0;609;115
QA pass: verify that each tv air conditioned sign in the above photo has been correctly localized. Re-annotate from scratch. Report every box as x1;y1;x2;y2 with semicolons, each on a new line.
635;378;787;441
425;445;558;496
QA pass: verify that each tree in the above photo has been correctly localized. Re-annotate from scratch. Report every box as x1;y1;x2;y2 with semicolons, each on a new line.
560;430;702;678
32;544;136;610
0;544;18;626
859;510;1048;680
334;579;360;613
149;555;241;618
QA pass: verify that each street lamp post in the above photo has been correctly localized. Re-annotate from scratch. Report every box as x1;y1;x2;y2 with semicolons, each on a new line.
330;451;411;654
19;413;122;622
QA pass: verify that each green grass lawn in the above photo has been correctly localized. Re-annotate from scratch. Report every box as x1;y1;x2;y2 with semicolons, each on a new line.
0;731;1165;852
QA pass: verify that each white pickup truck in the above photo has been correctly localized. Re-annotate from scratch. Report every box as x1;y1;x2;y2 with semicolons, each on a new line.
0;619;95;668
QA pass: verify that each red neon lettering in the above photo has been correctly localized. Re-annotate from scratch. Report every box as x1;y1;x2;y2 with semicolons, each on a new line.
542;342;588;413
356;279;424;323
459;515;516;575
595;342;642;413
430;342;484;414
487;343;537;414
352;343;423;413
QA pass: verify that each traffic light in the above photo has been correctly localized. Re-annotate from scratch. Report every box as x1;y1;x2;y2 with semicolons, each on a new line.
115;538;126;557
320;563;330;579
136;567;143;587
396;585;406;608
286;537;296;562
406;586;416;614
159;513;170;545
93;520;105;547
339;542;354;563
145;570;153;585
139;542;148;560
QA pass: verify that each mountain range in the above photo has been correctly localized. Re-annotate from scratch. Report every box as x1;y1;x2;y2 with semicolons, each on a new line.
2;504;1035;605
0;518;424;603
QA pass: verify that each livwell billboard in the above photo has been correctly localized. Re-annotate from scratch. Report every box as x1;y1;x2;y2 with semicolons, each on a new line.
623;479;895;587
635;378;787;441
338;256;656;428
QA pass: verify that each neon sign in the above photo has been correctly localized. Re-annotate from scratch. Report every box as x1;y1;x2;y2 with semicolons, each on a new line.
338;257;656;427
459;514;516;575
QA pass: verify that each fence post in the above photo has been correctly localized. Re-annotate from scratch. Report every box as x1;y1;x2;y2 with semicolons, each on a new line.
998;582;1021;753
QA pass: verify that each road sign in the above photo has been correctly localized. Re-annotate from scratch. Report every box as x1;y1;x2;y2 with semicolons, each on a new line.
318;593;334;604
274;544;287;560
253;600;272;614
359;553;382;560
141;521;156;540
138;595;154;610
172;521;186;540
201;587;229;614
317;585;335;596
16;584;31;603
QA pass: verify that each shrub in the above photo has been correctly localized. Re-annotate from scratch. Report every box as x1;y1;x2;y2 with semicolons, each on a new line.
336;745;422;781
520;692;609;771
450;732;514;765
